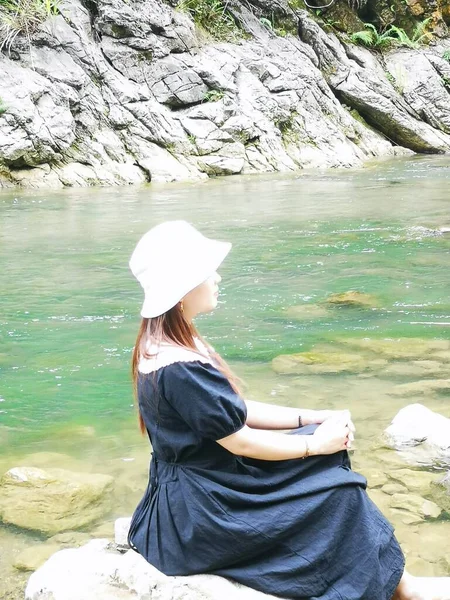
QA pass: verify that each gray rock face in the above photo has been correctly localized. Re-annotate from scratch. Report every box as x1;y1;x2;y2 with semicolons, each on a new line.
25;539;282;600
0;0;449;188
297;12;450;154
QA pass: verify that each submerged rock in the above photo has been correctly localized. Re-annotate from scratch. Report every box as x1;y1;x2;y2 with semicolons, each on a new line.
381;483;408;495
13;544;62;572
285;304;329;320
382;361;450;379
430;472;450;514
324;291;378;308
271;351;385;374
389;379;450;396
388;469;440;497
339;337;450;360
0;467;114;535
389;493;442;522
25;539;282;600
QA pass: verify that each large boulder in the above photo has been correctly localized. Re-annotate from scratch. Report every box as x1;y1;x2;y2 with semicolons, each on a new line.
383;403;450;466
0;467;114;535
25;539;281;600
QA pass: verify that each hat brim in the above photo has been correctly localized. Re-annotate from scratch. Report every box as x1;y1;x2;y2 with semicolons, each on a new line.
140;240;232;319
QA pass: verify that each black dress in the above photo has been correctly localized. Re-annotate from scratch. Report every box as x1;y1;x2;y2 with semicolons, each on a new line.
128;344;405;600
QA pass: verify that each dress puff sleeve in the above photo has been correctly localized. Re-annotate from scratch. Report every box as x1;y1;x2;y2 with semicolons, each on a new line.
161;361;247;440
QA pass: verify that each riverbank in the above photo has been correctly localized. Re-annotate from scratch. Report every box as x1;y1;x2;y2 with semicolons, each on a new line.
0;0;450;189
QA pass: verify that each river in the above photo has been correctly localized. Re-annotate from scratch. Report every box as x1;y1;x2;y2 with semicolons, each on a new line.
1;156;450;598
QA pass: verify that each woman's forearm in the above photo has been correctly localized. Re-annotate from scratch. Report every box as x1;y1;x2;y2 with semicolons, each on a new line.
245;399;316;430
218;418;351;460
218;425;313;460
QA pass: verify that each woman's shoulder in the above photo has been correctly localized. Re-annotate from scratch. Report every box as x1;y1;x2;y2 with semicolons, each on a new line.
138;339;213;375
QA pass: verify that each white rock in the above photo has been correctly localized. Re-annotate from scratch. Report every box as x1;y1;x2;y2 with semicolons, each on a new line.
384;404;450;467
114;517;131;549
25;539;282;600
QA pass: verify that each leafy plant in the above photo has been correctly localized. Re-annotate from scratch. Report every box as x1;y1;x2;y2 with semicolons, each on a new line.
442;49;450;62
0;97;7;115
0;0;59;50
177;0;239;41
350;18;432;51
203;89;224;102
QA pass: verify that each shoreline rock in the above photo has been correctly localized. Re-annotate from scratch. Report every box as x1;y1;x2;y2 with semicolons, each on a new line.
0;0;449;189
0;466;114;535
25;539;282;600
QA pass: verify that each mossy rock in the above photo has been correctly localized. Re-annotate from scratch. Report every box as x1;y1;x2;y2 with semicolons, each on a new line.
324;291;378;308
0;467;114;535
339;337;450;360
272;351;385;374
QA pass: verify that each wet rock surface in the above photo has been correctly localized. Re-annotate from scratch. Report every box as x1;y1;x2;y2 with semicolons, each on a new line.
0;0;449;188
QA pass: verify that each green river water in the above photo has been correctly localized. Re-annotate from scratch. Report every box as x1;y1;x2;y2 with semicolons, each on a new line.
1;156;450;598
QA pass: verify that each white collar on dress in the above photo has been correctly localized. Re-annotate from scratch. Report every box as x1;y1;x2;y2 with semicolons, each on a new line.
138;337;213;374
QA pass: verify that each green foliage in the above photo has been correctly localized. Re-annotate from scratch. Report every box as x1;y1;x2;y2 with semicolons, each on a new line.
442;75;450;88
177;0;239;41
0;0;59;50
349;18;431;51
442;49;450;62
203;89;224;102
350;26;376;47
0;97;7;115
385;70;395;85
276;112;299;145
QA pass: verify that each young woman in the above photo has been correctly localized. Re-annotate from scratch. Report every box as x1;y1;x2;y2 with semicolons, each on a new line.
128;220;450;600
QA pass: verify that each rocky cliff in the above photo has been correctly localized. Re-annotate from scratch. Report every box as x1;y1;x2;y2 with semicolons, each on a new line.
0;0;450;189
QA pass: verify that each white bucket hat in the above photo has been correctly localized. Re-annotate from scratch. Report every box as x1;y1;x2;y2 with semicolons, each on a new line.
129;220;232;318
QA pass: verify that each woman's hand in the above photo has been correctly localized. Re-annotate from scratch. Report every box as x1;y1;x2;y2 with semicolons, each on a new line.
305;409;355;438
308;411;354;456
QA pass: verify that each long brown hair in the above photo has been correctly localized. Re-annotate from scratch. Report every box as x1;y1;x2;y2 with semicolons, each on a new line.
131;303;242;434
